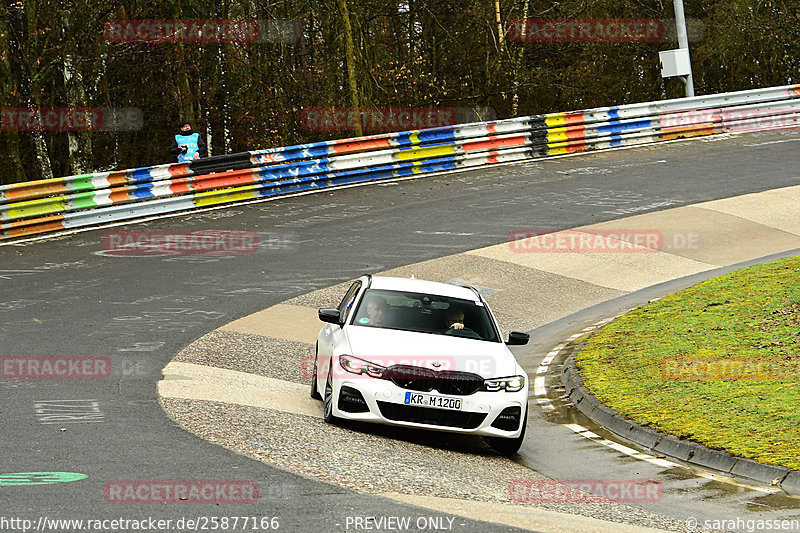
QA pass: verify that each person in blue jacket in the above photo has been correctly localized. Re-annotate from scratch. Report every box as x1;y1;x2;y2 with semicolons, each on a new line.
170;120;208;162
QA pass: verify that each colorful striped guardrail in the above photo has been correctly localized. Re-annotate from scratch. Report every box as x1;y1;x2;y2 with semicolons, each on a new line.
2;84;800;241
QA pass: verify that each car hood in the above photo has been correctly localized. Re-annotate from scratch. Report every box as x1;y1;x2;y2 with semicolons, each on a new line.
344;326;520;378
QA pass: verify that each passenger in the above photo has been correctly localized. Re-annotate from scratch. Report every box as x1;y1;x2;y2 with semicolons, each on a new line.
365;296;388;326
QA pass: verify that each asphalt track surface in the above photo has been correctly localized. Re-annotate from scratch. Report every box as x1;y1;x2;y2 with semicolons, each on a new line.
1;130;799;532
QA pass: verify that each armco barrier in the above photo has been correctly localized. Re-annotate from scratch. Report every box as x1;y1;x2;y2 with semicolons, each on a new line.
2;84;800;241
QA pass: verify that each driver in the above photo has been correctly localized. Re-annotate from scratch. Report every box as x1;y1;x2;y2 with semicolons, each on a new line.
365;296;388;326
444;308;465;330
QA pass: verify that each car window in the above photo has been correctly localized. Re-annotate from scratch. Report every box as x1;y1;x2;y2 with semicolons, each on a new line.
351;289;500;342
337;281;362;322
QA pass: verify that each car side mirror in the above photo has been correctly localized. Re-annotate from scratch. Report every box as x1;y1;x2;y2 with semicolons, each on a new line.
506;331;529;346
318;308;342;325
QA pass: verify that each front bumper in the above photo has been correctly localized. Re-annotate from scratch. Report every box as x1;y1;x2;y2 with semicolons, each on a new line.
330;373;528;438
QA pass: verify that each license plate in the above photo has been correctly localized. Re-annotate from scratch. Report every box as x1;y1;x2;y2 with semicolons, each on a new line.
404;392;462;410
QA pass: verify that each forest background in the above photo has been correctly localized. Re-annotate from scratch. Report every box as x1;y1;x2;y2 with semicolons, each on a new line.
1;0;797;184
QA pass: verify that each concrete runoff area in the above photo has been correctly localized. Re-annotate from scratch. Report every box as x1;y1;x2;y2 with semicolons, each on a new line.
158;184;800;532
384;494;674;533
220;304;321;343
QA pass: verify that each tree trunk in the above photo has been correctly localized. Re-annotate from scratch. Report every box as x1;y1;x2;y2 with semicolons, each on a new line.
200;95;213;157
215;0;233;153
60;4;92;175
0;19;27;182
511;0;529;116
494;0;505;54
177;43;197;125
337;0;362;136
6;1;53;179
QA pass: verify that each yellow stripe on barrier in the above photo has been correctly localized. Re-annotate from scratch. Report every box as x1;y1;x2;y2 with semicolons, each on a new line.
3;196;68;220
545;113;567;128
194;186;259;207
394;145;457;161
547;127;570;143
547;146;569;156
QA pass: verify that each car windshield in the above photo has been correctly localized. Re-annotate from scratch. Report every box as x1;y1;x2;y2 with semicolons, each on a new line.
351;288;500;342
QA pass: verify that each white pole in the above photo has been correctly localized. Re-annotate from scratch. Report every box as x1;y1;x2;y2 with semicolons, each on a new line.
673;0;695;97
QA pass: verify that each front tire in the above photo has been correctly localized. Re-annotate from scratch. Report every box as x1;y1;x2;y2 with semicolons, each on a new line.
323;369;339;424
487;406;528;455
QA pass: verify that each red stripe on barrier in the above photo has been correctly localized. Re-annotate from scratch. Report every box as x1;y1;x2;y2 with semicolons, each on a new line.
2;214;66;237
330;137;394;154
109;190;132;203
566;142;587;153
564;125;586;140
564;112;585;125
462;135;527;152
192;170;259;191
4;182;67;200
168;163;191;177
168;178;194;195
106;172;129;187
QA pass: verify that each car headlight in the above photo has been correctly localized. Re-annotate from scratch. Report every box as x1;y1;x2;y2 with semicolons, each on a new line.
339;355;386;378
483;375;526;392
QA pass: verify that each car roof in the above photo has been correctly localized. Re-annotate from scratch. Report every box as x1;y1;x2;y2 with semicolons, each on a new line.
367;276;480;302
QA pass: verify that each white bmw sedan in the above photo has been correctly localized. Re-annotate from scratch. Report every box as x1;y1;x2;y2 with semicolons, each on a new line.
312;275;530;454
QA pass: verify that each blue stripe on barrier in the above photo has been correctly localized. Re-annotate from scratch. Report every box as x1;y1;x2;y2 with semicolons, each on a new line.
254;156;461;199
415;128;458;144
131;168;156;183
422;131;458;144
256;159;332;181
608;107;620;120
254;150;459;186
598;119;654;136
416;159;458;173
252;123;468;163
303;146;335;159
333;157;458;180
129;183;156;199
393;132;417;145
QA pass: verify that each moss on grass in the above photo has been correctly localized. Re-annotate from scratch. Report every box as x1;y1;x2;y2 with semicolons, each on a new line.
577;256;800;470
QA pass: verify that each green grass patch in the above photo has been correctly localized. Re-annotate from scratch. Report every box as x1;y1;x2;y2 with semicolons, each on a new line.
577;256;800;470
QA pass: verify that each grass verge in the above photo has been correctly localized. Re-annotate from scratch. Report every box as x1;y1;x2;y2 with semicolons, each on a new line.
577;256;800;470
